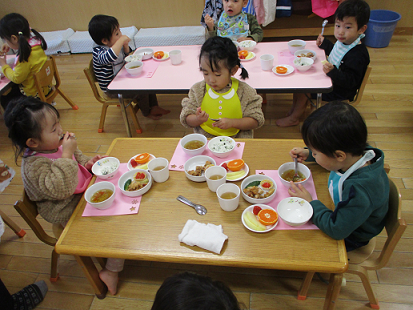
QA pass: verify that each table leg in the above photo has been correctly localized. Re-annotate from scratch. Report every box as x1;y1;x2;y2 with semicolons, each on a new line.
118;94;132;137
316;93;322;109
323;273;343;310
75;256;107;299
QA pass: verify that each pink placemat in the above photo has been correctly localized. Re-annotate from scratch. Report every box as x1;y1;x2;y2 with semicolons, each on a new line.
169;140;245;171
255;170;319;230
277;50;295;66
82;163;141;217
117;59;160;79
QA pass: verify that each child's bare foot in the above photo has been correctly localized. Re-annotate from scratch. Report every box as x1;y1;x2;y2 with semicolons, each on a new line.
276;116;300;127
99;268;119;295
146;113;162;120
151;106;171;116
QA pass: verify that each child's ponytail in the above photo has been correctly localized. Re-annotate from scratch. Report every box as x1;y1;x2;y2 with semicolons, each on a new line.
17;30;32;63
31;28;47;50
238;62;249;80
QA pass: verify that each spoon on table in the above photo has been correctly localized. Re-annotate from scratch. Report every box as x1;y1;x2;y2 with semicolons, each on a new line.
177;195;207;215
293;157;300;182
320;19;328;36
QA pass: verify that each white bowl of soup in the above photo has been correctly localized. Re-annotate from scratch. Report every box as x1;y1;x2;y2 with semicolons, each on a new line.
125;61;143;76
277;162;311;187
118;169;152;197
181;133;207;156
288;40;306;54
85;181;116;210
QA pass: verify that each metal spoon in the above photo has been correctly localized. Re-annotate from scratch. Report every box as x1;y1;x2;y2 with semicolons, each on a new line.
320;19;328;36
177;195;207;215
293;157;300;182
209;117;219;122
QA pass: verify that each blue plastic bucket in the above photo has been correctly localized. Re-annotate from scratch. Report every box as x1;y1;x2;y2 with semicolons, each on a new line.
364;10;401;48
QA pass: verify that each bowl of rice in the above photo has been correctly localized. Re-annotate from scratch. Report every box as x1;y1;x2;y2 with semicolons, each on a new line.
92;157;120;180
207;136;236;158
238;40;257;51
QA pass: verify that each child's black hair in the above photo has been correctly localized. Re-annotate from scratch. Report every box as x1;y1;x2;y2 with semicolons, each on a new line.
200;36;248;80
335;0;370;30
4;97;60;164
88;14;120;45
151;272;244;310
0;13;47;63
301;101;367;157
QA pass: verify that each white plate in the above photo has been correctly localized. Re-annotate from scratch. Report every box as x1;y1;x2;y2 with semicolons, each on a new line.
241;204;278;233
272;64;294;76
133;48;154;60
152;52;169;61
127;154;156;171
220;160;249;181
240;52;255;62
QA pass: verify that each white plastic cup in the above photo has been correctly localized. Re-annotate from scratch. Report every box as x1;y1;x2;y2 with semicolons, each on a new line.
205;166;227;192
216;183;240;212
169;50;182;65
148;158;169;183
260;54;274;71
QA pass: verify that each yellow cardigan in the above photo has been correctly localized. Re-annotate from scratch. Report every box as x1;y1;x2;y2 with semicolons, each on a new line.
1;45;47;97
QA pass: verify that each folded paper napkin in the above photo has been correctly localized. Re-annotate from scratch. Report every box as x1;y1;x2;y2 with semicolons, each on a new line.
178;220;228;254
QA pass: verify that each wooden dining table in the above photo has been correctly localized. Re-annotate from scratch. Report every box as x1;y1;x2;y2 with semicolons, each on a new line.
56;138;347;309
107;41;333;136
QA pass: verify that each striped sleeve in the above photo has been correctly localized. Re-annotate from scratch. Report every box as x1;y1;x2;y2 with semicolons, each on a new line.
92;46;118;91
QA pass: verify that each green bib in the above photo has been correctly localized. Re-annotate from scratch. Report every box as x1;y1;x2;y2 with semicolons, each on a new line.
200;78;243;136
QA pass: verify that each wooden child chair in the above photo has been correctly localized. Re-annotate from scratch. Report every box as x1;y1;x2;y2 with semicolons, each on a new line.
14;190;60;282
297;176;406;309
33;55;78;110
83;59;142;133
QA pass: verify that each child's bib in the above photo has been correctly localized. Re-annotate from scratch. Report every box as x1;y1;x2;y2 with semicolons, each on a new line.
30;146;92;194
217;12;249;41
328;34;365;69
200;78;242;136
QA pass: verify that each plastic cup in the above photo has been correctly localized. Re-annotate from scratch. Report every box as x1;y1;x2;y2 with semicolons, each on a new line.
260;54;274;71
216;183;240;212
169;50;182;65
205;166;227;192
148;158;169;183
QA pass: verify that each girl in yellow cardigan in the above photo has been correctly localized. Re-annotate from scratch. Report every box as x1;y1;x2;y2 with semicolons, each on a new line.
0;13;49;109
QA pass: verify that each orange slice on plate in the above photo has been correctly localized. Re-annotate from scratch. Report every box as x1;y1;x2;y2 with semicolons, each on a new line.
238;50;249;59
227;159;244;171
135;153;150;164
276;66;288;74
154;51;164;59
257;209;278;225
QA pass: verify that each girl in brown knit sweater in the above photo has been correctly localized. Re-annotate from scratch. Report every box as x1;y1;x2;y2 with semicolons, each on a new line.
5;97;123;295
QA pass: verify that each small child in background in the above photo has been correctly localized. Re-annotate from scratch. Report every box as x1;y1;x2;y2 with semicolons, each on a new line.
151;272;245;310
88;14;170;120
205;0;263;42
180;36;264;138
0;13;49;109
288;101;389;251
276;0;370;127
4;97;123;295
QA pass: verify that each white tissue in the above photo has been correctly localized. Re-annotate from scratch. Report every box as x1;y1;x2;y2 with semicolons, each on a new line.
178;220;228;254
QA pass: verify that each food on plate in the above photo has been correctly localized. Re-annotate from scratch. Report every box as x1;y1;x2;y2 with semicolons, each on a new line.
91;189;113;203
243;209;267;231
297;52;315;58
188;161;214;176
184;140;205;150
275;66;288;74
154;51;165;59
321;60;329;65
227;159;244;171
253;205;262;215
220;192;237;199
209;137;234;153
124;171;149;191
260;179;274;190
238;50;249;59
222;162;229;171
135;153;150;164
281;169;306;182
226;170;246;181
257;209;278;225
243;180;275;199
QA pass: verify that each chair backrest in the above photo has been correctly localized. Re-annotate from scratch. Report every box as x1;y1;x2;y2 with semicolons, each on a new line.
350;66;372;106
363;177;406;270
14;191;57;246
83;59;106;104
33;55;61;103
